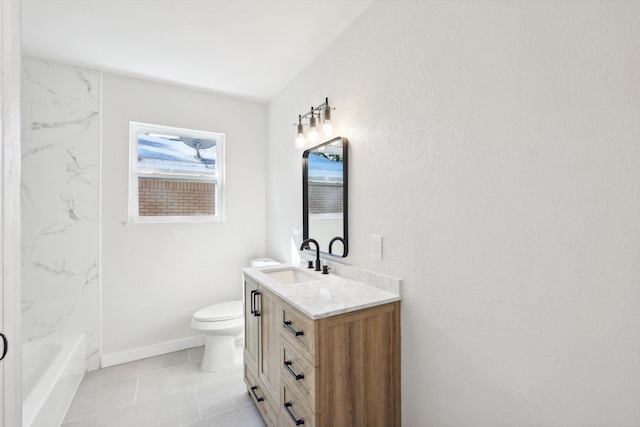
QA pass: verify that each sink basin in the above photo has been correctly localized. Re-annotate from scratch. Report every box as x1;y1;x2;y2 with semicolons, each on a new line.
264;267;319;285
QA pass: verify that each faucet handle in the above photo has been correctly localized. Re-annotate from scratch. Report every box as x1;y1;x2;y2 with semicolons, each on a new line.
322;265;330;274
307;260;314;269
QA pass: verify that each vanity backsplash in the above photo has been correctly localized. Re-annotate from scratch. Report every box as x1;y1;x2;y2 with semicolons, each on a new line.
299;254;401;295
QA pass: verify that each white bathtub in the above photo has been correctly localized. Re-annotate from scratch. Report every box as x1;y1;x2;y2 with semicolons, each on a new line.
22;335;86;427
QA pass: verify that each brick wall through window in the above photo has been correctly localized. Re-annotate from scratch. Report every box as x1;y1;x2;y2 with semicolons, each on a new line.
138;178;216;216
309;182;343;214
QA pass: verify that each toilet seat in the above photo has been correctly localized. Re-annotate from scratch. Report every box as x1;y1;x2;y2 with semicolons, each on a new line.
193;300;243;322
191;316;243;332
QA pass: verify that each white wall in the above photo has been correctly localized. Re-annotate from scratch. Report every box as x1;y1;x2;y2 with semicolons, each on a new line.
266;2;640;426
101;73;266;362
21;57;101;369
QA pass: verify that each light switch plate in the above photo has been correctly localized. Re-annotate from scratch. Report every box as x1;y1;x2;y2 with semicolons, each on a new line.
371;235;382;260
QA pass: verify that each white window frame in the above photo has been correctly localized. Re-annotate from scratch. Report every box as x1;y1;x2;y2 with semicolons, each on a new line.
128;122;225;223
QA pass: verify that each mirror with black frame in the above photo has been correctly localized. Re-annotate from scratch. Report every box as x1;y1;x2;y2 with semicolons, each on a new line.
302;136;348;257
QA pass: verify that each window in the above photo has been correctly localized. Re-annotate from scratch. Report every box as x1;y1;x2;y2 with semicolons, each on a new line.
129;122;224;222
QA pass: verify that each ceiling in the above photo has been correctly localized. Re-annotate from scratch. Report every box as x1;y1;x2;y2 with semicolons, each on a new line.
22;0;373;102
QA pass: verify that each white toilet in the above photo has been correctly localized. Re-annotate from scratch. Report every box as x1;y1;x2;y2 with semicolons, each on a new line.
191;257;279;372
191;300;244;372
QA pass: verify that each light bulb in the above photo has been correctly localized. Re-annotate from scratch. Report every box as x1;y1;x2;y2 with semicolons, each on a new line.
322;101;333;137
295;116;306;149
295;132;306;149
308;127;318;143
308;113;318;142
322;120;333;137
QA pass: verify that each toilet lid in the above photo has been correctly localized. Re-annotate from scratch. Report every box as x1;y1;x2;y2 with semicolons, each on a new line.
194;300;243;322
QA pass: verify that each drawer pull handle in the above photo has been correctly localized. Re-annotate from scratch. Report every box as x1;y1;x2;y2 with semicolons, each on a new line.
284;401;305;425
284;360;305;380
253;291;261;317
283;320;304;336
250;385;264;402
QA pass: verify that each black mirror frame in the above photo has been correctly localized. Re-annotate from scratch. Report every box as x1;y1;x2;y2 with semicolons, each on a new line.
302;136;348;257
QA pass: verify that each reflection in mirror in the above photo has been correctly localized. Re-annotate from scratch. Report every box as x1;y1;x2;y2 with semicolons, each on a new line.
303;137;348;257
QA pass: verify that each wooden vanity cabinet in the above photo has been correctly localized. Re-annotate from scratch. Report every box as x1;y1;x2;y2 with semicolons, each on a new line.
244;273;401;427
279;300;401;427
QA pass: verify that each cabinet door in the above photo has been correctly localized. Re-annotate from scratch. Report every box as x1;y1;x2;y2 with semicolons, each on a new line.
258;289;280;399
243;278;259;370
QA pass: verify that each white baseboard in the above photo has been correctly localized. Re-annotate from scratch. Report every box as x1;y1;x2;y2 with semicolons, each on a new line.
100;335;206;368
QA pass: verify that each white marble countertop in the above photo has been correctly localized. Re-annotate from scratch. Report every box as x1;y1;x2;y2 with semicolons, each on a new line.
242;264;401;320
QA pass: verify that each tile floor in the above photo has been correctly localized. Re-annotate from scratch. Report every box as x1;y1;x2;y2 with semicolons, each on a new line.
61;347;266;427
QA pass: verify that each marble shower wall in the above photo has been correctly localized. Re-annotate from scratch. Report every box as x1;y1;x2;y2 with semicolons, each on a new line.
21;57;101;369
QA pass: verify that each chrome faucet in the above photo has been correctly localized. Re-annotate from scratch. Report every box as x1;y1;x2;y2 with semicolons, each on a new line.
300;238;321;271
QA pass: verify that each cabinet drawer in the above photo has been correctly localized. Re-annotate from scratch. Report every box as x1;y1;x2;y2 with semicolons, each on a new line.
280;302;315;361
282;383;315;427
281;338;316;409
245;367;276;427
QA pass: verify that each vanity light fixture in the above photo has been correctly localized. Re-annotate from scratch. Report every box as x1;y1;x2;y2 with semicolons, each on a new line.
294;97;335;148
